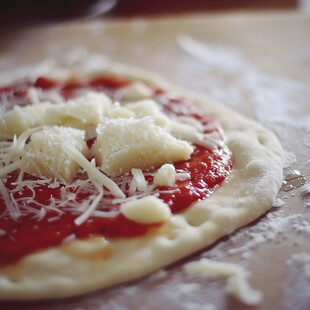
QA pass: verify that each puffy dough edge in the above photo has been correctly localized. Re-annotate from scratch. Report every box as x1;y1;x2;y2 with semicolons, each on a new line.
0;61;284;300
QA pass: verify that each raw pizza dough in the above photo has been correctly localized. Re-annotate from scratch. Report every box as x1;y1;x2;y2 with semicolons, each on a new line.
0;62;283;300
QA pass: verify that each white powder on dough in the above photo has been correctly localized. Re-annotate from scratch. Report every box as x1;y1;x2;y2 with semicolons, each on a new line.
225;211;294;256
177;34;310;169
199;209;308;263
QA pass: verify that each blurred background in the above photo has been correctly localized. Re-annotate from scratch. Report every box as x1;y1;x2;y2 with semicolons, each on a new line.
1;0;308;33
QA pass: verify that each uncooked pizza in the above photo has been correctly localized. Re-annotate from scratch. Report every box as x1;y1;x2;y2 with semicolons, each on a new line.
0;63;283;300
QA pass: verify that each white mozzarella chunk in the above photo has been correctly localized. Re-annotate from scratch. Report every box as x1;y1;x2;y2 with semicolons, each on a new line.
0;103;52;139
121;196;171;224
43;92;111;130
154;164;176;187
92;117;193;177
125;99;170;127
118;81;153;101
22;126;89;182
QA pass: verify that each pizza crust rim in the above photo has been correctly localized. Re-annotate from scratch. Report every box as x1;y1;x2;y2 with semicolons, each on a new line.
0;62;284;300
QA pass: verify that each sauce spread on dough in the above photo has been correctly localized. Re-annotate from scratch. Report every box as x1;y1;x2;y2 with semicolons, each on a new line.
0;76;232;265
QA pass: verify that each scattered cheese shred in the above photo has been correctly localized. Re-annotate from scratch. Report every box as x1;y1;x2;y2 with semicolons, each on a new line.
227;272;262;306
11;126;43;156
0;178;20;220
184;258;262;306
0;78;226;229
0;160;22;177
131;168;148;192
74;180;104;226
62;142;125;198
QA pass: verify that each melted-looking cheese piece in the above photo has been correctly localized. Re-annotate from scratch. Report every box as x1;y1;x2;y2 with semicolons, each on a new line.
22;126;89;182
154;164;176;187
92;117;193;177
121;196;171;224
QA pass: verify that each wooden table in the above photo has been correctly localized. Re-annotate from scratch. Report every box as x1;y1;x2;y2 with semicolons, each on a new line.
0;9;310;310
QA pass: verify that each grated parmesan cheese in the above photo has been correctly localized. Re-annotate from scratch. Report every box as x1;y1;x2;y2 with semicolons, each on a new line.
43;92;111;133
74;180;104;226
0;78;226;229
92;117;193;177
125;99;170;127
62;142;125;198
0;103;51;139
0;92;111;140
22;126;89;183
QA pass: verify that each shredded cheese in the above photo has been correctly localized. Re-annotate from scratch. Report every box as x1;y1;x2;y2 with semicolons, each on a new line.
0;178;20;221
0;160;22;178
131;168;148;192
0;77;227;229
62;142;125;198
74;180;104;226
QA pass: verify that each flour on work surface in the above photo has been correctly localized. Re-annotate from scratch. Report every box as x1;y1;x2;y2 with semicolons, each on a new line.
177;34;310;159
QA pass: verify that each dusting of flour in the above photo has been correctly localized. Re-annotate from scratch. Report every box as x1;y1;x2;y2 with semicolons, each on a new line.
176;34;310;307
48;38;310;309
1;28;309;308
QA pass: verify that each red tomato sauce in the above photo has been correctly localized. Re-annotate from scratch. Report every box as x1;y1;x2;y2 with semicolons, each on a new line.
0;76;232;265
